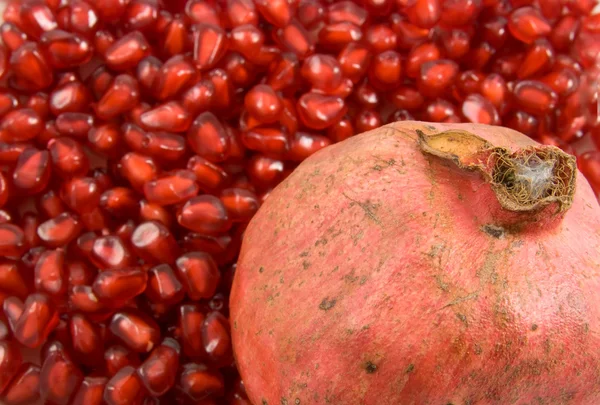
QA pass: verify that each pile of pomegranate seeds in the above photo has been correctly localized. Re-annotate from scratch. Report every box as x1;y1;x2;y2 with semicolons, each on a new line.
0;0;598;404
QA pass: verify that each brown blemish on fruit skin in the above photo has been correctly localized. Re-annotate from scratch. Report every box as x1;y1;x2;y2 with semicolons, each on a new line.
319;297;337;311
481;224;506;239
365;361;377;374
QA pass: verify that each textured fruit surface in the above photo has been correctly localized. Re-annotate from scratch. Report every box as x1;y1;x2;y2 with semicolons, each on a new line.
231;122;600;404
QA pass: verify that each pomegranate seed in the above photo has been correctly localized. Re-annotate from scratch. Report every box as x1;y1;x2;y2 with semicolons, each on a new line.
368;50;402;90
93;268;148;305
185;0;221;26
178;363;224;401
220;188;260;222
143;170;198;206
137;337;180;396
95;74;140;120
512;80;558;115
110;309;161;353
161;16;188;56
508;6;551;44
66;259;95;287
177;195;231;234
139;200;173;228
244;84;283;124
176;252;221;300
337;43;371;84
355;110;383;134
37;212;82;248
192;24;228;71
255;0;294;27
241;126;290;155
230;24;264;60
297;92;347;130
39;29;92;69
12;148;51;195
89;235;134;270
104;365;146;405
0;260;29;298
391;14;430;50
71;376;107;405
119;152;158;193
327;116;354;142
301;54;343;93
1;108;43;142
187;156;230;191
578;152;600;193
181;79;215;115
247;155;285;188
202;311;232;365
48;137;89;178
154;55;196;101
13;293;59;348
0;341;23;394
19;1;58;39
0;91;20;119
441;29;471;60
34;248;67;297
318;22;362;51
461;94;500;125
49;81;91;116
518;39;555;79
327;1;367;26
140;101;192;133
146;264;185;305
104;31;151;71
417;59;459;98
551;16;579;52
105;345;140;378
124;0;159;32
406;42;441;79
0;23;28;52
266;52;299;92
287;132;332;161
227;0;259;27
506;110;539;137
406;0;442;29
131;221;180;265
39;341;83;405
69;313;103;364
276;20;314;59
176;303;205;357
10;42;53;89
2;362;41;405
55;112;94;138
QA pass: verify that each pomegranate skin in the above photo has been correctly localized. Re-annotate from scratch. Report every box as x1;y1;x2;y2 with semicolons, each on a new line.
231;122;600;405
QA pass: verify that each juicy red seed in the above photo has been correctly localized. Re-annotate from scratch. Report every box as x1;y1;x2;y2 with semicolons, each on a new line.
1;108;43;142
144;170;199;206
244;84;283;124
48;137;90;178
13;293;59;348
69;313;103;363
146;264;185;305
104;31;150;71
137;337;180;396
178;362;224;401
508;6;552;44
297;92;347;130
37;212;82;247
2;362;41;405
104;345;140;378
95;74;140;120
327;1;367;26
71;376;107;405
176;252;221;300
0;341;23;394
104;365;146;405
10;42;53;89
109;309;161;353
154;55;196;101
49;81;91;116
55;112;94;138
418;59;460;98
406;0;442;29
131;221;180;265
276;20;314;59
140;101;191;133
461;94;500;125
12;148;52;194
220;188;260;222
512;80;559;115
40;29;93;69
93;268;148;305
230;24;264;60
192;24;228;71
241;126;291;155
368;50;403;90
287;132;332;162
301;54;343;92
119;152;158;193
178;195;231;234
406;42;441;79
227;0;259;27
1;23;29;52
34;248;67;297
355;110;383;134
40;341;84;405
0;260;29;298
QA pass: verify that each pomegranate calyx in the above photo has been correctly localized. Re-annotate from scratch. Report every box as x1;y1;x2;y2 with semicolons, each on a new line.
417;128;576;213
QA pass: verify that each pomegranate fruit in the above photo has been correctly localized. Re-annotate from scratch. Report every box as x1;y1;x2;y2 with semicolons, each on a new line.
0;0;598;403
231;121;600;404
